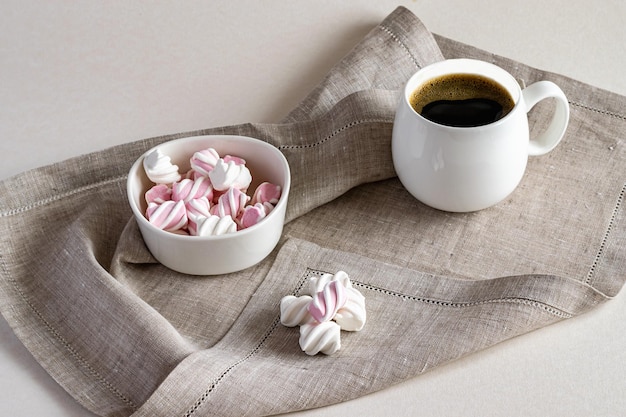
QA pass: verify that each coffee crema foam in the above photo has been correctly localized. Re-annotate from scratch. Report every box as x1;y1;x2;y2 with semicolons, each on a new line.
409;73;515;127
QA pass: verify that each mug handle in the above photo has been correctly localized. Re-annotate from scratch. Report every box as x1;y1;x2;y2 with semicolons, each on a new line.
522;81;570;156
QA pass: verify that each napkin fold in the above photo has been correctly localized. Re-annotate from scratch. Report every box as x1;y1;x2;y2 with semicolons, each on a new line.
1;6;625;417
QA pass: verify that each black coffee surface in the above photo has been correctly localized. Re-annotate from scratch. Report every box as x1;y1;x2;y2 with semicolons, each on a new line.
410;73;515;128
420;98;504;127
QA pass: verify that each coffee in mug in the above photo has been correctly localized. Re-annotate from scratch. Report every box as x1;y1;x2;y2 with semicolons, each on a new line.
392;59;569;213
409;73;515;127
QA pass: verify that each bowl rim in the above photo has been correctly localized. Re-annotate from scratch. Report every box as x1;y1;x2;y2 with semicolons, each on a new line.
127;134;291;241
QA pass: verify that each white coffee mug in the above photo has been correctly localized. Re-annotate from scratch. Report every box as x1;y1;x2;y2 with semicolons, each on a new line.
392;58;569;212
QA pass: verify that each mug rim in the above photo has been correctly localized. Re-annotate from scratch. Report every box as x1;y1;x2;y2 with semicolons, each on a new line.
404;58;523;130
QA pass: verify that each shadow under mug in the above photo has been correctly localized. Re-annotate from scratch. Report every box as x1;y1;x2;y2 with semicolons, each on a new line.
392;58;569;212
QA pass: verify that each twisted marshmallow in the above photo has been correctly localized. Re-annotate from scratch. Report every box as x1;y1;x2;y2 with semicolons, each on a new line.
184;169;205;181
299;321;341;356
223;155;246;165
145;184;172;204
172;177;213;203
186;197;212;236
189;148;220;176
308;280;348;323
195;214;237;236
280;295;313;327
334;287;366;331
307;271;365;331
210;187;249;219
146;200;188;232
143;149;181;184
251;182;282;205
239;202;273;229
279;271;366;355
308;271;352;295
209;158;252;191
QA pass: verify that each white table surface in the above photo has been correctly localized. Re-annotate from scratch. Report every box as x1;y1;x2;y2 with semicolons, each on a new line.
2;1;625;416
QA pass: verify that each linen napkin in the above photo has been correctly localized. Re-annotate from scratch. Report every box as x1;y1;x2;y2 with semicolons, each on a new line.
1;6;625;417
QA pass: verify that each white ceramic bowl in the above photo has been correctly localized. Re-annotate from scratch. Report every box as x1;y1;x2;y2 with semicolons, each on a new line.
127;135;291;275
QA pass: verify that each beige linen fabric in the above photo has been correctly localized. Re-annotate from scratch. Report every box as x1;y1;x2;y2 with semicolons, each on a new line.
1;7;625;416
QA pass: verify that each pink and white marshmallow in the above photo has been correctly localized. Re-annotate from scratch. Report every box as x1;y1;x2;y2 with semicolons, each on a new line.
251;182;282;205
279;271;366;356
189;147;220;176
195;214;237;236
145;184;172;205
333;287;367;331
185;197;212;236
280;295;314;327
210;187;249;219
208;158;252;191
143;149;181;184
172;177;213;203
308;280;348;323
223;155;246;165
146;200;188;232
142;146;281;236
239;202;273;229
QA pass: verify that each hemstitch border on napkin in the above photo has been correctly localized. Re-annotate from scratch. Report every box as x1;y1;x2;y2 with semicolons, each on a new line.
183;265;574;416
0;174;127;217
585;183;626;286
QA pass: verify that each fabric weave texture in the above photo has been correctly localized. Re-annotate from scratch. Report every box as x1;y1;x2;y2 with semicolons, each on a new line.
0;7;625;417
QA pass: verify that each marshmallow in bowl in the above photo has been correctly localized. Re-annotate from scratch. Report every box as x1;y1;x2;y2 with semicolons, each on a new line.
141;146;282;235
210;187;249;218
209;158;252;192
251;182;282;205
195;214;237;236
143;149;181;184
240;202;273;229
145;200;188;232
190;148;220;176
